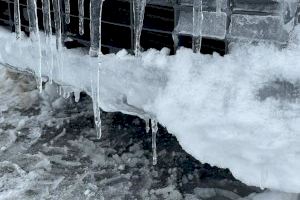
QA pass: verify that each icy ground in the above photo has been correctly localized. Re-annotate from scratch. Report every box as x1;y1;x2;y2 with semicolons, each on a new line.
1;67;299;200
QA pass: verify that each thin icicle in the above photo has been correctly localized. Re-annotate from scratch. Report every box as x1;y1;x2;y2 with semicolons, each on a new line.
216;0;222;13
132;0;147;56
27;0;43;93
52;0;62;50
14;0;21;39
42;0;52;37
145;118;150;133
91;67;102;139
74;90;81;102
192;0;203;53
151;119;158;166
78;0;85;35
64;0;70;24
89;0;104;57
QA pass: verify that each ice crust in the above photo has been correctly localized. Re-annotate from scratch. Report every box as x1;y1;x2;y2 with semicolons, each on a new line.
1;26;300;193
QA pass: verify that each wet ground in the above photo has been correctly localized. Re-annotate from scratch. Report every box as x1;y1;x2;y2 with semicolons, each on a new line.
0;69;263;199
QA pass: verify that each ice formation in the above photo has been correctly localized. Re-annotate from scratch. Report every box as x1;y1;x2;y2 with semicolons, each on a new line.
78;0;85;35
132;0;147;56
192;0;203;53
64;0;71;24
2;0;300;194
14;0;21;39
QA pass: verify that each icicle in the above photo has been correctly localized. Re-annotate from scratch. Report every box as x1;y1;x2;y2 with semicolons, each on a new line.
78;0;85;35
151;119;158;166
27;0;43;93
192;0;203;53
52;0;62;50
42;0;52;37
14;0;21;39
89;0;104;57
145;118;150;133
64;0;70;24
91;67;102;139
132;0;147;56
216;0;222;14
74;90;81;102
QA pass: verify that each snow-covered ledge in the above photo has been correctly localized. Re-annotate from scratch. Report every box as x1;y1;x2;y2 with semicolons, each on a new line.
1;27;300;193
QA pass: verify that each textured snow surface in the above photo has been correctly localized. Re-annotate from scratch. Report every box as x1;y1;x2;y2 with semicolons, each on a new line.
1;26;300;193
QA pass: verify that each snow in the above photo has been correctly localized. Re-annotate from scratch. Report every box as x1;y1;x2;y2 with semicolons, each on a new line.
1;24;300;194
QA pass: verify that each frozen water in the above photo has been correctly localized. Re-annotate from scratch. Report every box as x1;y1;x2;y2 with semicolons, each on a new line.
132;0;147;56
42;0;52;37
78;0;85;36
192;0;203;53
14;0;21;39
89;0;104;57
64;0;70;24
151;119;158;165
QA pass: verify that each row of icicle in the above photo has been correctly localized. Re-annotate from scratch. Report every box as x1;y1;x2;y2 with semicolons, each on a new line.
12;0;219;165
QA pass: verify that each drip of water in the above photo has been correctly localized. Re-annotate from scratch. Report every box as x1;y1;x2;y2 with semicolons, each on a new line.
14;0;21;39
132;0;147;56
78;0;85;35
151;119;158;166
192;0;203;53
27;0;43;93
91;67;102;139
64;0;70;24
89;0;104;57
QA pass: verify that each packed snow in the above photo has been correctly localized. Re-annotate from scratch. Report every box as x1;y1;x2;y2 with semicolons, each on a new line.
1;25;300;194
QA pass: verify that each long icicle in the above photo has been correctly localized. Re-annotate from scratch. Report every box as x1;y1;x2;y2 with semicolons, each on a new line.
89;0;104;57
64;0;70;24
27;0;43;92
14;0;21;39
132;0;147;56
216;0;222;13
78;0;85;35
192;0;203;53
151;119;158;166
90;67;102;139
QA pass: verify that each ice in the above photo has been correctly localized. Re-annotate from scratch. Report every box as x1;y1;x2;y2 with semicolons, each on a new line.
229;14;290;44
192;0;203;53
151;119;158;165
216;0;222;13
132;0;147;56
64;0;70;24
90;67;102;139
89;0;104;57
145;118;150;133
175;8;227;40
27;0;43;93
3;24;300;193
52;0;62;50
78;0;85;35
14;0;21;39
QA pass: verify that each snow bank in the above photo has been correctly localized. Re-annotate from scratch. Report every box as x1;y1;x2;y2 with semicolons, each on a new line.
1;26;300;193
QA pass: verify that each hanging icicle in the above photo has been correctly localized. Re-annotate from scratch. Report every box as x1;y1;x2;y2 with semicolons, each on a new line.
52;0;62;50
64;0;70;24
42;0;52;37
151;119;158;166
132;0;147;56
91;67;102;139
145;118;150;133
78;0;85;35
27;0;43;93
192;0;203;53
216;0;222;14
89;0;104;57
14;0;21;39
